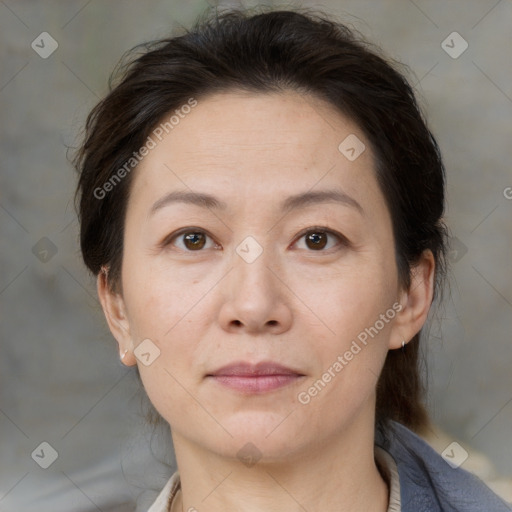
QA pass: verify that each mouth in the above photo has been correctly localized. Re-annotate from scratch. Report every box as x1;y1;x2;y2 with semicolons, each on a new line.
206;361;306;394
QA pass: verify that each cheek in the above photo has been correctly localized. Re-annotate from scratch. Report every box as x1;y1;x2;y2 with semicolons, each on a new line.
293;272;395;427
122;258;217;393
309;260;396;335
121;253;209;338
298;257;397;395
129;283;205;421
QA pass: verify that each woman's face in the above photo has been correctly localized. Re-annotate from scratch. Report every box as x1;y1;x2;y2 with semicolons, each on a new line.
104;90;418;461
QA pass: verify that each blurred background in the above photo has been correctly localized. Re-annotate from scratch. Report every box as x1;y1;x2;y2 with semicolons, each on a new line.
1;0;511;510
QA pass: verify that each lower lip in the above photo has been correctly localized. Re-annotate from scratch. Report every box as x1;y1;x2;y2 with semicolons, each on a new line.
208;374;303;393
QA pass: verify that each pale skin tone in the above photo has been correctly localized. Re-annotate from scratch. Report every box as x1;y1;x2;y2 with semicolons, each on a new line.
98;90;435;512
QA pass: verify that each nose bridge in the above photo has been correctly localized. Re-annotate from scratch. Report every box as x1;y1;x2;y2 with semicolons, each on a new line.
232;234;276;294
218;234;292;333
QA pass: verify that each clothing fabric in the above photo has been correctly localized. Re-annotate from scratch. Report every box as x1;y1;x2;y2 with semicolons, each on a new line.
147;420;512;511
147;471;179;512
375;421;512;511
376;446;402;511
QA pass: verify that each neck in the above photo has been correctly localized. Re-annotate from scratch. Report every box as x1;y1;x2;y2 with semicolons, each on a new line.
170;415;389;512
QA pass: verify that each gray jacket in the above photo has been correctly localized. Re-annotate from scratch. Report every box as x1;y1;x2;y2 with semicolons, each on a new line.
376;421;512;511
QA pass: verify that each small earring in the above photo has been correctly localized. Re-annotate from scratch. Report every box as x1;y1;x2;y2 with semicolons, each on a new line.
401;340;406;353
120;349;128;361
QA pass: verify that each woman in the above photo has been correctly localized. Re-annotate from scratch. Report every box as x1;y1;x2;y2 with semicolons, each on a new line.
73;7;512;512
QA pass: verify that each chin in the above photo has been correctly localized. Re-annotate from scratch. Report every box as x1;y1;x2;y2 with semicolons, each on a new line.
216;412;308;459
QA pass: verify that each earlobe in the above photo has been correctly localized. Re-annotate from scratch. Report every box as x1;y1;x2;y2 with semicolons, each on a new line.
389;250;436;350
97;268;137;366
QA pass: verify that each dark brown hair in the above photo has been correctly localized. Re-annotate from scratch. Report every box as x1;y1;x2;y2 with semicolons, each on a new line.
74;7;448;433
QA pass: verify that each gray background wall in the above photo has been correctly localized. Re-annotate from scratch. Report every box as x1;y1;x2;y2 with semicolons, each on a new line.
1;1;511;511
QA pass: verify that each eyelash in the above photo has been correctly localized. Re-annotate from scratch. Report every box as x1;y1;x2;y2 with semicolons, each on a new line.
161;226;349;253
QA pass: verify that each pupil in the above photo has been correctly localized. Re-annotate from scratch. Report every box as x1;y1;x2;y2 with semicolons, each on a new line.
184;232;205;250
307;232;327;250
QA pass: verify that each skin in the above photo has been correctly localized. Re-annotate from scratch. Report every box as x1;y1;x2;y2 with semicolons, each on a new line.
98;90;435;512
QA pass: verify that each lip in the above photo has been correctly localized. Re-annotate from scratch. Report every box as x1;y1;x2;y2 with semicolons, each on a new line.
206;361;305;393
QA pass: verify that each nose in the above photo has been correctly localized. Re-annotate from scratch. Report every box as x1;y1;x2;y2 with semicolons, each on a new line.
217;246;293;335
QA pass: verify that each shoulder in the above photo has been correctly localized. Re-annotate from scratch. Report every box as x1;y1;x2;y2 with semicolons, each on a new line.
377;421;512;512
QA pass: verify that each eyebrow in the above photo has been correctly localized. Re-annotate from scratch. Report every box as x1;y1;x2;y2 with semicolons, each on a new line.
282;189;363;215
150;189;364;216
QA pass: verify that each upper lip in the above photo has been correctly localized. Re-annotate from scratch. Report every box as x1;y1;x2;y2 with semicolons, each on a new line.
208;361;304;377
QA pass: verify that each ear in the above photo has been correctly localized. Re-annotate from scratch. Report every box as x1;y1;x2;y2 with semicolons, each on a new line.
389;249;436;350
97;270;137;366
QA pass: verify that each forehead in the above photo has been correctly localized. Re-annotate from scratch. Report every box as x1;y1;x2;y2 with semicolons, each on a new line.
129;90;383;216
151;90;364;166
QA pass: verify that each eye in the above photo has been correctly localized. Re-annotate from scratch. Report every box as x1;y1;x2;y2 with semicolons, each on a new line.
294;227;346;251
163;228;219;251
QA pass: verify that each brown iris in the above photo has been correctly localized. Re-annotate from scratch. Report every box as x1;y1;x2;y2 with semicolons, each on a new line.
305;231;328;250
183;232;206;250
